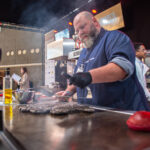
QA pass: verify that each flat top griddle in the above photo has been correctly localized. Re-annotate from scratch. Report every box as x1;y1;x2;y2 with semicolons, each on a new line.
1;104;150;150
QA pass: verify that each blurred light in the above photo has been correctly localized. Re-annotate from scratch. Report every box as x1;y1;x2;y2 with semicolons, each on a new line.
92;9;97;14
73;8;79;12
23;49;27;54
10;51;14;56
18;50;22;55
88;0;92;3
53;30;58;33
68;22;73;26
30;49;34;54
35;48;40;53
101;19;109;24
6;52;10;56
0;22;2;26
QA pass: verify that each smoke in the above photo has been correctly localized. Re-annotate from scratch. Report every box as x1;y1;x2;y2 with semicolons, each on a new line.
42;0;93;31
18;1;55;28
8;0;96;30
17;0;74;28
17;0;93;29
2;0;118;30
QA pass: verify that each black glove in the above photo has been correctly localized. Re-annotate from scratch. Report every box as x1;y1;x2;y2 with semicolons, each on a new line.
69;72;92;88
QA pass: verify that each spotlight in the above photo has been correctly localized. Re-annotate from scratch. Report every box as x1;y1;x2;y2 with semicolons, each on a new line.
92;9;97;14
53;30;58;33
68;22;73;26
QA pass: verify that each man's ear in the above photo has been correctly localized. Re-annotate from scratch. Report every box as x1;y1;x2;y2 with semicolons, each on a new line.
135;51;140;57
92;17;96;22
92;17;99;26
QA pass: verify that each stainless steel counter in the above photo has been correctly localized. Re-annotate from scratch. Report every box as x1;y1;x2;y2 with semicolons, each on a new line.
1;105;150;150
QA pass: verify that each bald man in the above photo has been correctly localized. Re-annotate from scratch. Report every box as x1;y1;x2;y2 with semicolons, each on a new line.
57;11;150;111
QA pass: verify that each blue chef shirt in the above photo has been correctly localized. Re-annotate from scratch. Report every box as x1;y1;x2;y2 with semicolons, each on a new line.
75;28;150;111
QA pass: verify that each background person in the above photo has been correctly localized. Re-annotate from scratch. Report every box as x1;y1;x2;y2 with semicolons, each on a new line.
134;42;150;102
18;67;30;90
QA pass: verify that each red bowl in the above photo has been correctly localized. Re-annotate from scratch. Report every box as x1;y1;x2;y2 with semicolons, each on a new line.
126;111;150;131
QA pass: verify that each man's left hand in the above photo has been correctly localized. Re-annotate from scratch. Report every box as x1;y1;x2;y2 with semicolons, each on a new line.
69;72;92;88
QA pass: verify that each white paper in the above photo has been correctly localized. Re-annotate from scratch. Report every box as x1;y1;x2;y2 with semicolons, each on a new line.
12;73;21;83
45;60;55;86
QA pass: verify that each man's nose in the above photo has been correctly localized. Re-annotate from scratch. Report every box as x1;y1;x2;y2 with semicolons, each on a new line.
78;30;84;37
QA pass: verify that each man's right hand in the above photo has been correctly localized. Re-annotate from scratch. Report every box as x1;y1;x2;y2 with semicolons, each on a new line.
54;90;74;101
54;84;76;101
55;91;66;97
55;90;73;97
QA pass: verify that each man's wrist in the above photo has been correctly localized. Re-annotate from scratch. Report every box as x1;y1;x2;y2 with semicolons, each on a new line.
65;91;74;96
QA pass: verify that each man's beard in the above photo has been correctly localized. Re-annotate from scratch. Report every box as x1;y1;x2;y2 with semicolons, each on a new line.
82;36;95;49
81;24;98;49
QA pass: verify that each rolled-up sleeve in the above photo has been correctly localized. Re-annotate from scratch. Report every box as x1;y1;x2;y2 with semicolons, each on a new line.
110;56;134;80
105;30;135;81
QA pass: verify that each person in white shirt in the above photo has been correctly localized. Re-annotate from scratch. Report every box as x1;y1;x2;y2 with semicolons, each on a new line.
134;43;150;101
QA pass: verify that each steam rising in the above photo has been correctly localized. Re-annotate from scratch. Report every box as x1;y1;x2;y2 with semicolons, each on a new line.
10;0;93;29
1;0;118;31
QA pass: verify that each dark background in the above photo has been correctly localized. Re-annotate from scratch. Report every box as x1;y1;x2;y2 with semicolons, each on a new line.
121;0;150;48
0;0;119;28
0;0;150;47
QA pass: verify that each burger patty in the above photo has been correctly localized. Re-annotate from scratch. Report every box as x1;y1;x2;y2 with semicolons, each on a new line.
19;101;95;115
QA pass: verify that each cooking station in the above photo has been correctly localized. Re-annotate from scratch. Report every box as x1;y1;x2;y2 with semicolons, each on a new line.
0;101;150;150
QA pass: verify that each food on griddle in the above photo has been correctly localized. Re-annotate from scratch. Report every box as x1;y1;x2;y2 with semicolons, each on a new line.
50;102;78;115
75;105;95;113
19;101;59;114
30;107;50;114
50;102;95;115
19;104;31;112
19;101;95;115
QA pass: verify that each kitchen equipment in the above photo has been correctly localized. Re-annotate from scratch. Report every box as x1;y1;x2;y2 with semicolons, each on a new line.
13;90;35;104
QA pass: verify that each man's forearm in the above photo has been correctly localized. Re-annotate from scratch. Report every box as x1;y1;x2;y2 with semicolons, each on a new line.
89;63;127;84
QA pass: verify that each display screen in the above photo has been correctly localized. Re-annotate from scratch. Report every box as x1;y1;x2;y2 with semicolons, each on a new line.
55;28;70;41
